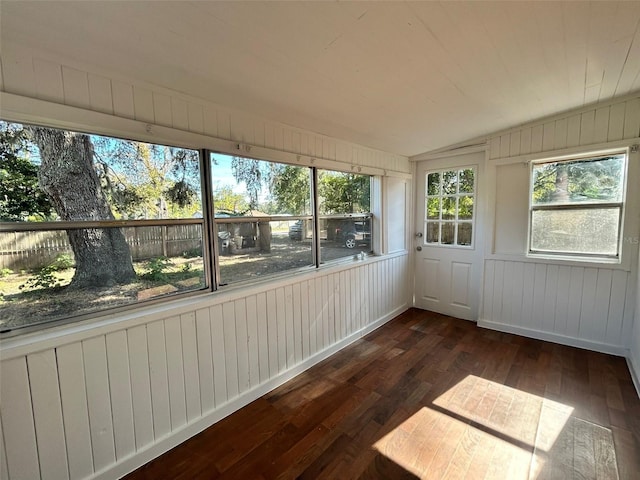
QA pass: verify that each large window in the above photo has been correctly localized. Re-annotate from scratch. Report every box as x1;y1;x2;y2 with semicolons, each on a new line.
529;152;626;258
424;168;475;247
0;120;374;334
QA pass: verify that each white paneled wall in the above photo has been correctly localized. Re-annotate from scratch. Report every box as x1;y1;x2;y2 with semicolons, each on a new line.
480;94;640;355
1;255;410;480
0;45;410;174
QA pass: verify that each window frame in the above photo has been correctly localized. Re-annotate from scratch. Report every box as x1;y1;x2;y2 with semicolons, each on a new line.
0;125;377;336
527;149;628;262
423;166;477;249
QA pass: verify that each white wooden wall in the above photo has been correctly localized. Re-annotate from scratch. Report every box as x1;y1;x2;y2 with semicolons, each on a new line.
0;45;412;480
0;44;410;175
0;255;410;480
480;94;640;355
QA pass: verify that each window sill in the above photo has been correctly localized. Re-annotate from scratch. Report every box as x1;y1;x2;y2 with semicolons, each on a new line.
487;252;630;271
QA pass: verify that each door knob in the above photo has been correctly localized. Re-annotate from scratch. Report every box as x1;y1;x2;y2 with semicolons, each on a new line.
416;232;423;238
416;246;422;251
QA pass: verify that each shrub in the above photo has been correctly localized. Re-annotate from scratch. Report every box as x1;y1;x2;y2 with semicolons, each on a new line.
141;256;173;281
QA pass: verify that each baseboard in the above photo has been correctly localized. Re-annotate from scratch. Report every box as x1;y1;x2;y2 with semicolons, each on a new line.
96;303;409;480
477;318;629;357
628;354;640;399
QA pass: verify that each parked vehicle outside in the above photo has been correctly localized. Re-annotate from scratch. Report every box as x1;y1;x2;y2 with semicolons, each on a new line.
335;219;370;249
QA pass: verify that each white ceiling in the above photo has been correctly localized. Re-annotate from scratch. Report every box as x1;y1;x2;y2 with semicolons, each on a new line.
2;1;640;157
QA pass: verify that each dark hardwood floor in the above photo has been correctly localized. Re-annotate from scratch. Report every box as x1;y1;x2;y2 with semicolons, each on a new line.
124;308;640;479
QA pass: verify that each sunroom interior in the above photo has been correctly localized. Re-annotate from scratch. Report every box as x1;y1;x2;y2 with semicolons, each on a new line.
1;1;639;479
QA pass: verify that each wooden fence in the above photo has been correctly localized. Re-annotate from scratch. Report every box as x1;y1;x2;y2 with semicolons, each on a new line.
0;224;203;271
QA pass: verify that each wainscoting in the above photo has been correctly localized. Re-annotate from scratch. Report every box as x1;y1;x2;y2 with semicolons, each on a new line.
0;254;409;480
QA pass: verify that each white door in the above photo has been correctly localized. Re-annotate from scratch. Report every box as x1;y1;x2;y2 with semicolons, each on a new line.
414;151;485;320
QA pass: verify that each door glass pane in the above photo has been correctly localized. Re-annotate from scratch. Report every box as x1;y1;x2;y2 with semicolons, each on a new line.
442;171;458;195
442;197;456;220
426;222;439;243
441;223;455;245
459;169;474;193
427;173;440;196
427;198;440;220
458;196;474;220
457;223;473;246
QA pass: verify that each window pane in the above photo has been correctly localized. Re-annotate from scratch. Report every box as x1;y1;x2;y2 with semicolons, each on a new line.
317;169;372;262
458;196;474;220
427;172;440;196
210;154;315;285
441;223;455;245
426;198;440;220
0;121;203;222
426;222;439;243
320;217;370;261
457;223;473;246
442;171;457;195
532;154;625;206
218;219;314;284
0;225;207;332
442;197;456;220
531;208;620;256
459;169;474;193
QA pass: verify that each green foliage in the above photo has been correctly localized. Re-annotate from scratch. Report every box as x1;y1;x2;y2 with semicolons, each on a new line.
318;172;370;214
180;262;193;273
270;166;311;214
0;267;13;278
18;253;75;291
213;185;250;213
231;156;265;209
533;155;624;204
182;248;202;258
141;256;173;281
0;122;53;221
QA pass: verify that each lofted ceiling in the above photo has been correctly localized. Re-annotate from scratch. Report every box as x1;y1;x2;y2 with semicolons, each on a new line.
1;1;640;157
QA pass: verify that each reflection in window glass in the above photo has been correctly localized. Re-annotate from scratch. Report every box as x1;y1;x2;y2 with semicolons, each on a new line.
210;153;313;285
318;170;372;262
0;121;206;333
424;167;475;247
529;153;626;258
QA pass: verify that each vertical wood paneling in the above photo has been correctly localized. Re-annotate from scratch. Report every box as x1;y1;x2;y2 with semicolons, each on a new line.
171;97;189;131
300;280;311;358
500;133;511;158
593;270;613;342
489;136;501;159
126;325;154;449
566;114;582;147
509;131;521;156
284;285;295;367
482;260;495;321
621;273;636;342
0;358;40;480
222;302;239;399
266;291;278;377
307;279;318;355
554;266;572;335
594;106;610;144
217;109;231;139
531;264;547;331
579;110;596;145
146;320;171;439
554;118;568;150
188;103;204;134
491;260;505;322
501;261;515;325
255;292;270;383
542;265;559;333
321;276;330;347
33;58;64;103
542;122;555;151
606;270;628;345
292;283;303;364
164;317;187;430
245;295;260;388
520;127;532;155
530;125;543;153
579;268;599;340
567;267;585;338
623;98;640;139
82;336;116;471
88;74;113;114
315;277;324;351
203;106;218;137
608;102;626;141
210;304;228;406
510;262;525;326
153;93;172;127
111;81;135;119
195;308;215;413
1;416;9;480
234;299;250;394
27;350;69;480
61;66;90;108
1;48;37;97
326;275;336;345
180;312;201;422
133;86;154;123
105;331;135;461
521;263;536;328
275;288;287;372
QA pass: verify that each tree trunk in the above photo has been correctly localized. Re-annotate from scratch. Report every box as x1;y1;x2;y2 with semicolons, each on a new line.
551;163;570;203
29;127;136;288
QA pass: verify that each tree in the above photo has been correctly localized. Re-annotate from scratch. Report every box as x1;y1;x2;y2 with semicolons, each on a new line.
0;123;53;221
318;172;370;214
271;165;311;214
29;127;136;288
213;185;249;213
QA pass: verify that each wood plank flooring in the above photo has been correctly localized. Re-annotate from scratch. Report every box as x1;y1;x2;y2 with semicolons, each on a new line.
124;308;640;479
